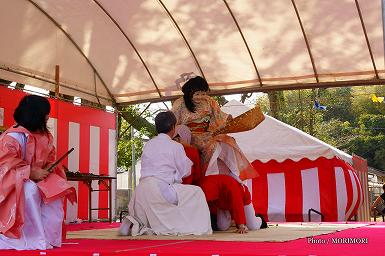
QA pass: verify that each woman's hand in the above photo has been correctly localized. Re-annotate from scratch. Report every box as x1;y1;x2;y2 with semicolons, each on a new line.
30;166;50;182
236;224;248;234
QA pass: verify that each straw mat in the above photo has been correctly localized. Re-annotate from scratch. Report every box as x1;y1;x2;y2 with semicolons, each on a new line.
66;223;367;242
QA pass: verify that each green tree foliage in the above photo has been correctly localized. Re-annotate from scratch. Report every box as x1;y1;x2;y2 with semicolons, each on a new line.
267;89;322;135
119;106;156;137
320;87;355;123
262;85;385;170
344;114;385;170
117;105;154;170
315;119;352;147
267;91;285;119
117;125;146;170
344;86;385;170
352;85;385;116
213;95;228;106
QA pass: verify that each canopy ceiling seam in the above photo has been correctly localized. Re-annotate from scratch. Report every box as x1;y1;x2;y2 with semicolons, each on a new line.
222;0;263;87
0;66;111;101
93;0;164;101
291;0;319;84
26;0;117;106
355;0;379;79
93;71;101;105
118;78;385;106
157;0;206;80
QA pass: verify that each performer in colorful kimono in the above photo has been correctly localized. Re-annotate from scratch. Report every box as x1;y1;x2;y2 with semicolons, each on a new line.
172;75;258;182
123;111;212;236
200;174;267;233
0;95;76;250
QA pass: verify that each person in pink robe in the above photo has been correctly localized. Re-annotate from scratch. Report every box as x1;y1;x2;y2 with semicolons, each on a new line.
0;95;76;250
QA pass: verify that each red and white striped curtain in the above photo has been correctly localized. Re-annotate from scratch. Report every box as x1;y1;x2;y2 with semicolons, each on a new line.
0;85;117;222
250;157;362;222
49;100;116;222
352;154;370;221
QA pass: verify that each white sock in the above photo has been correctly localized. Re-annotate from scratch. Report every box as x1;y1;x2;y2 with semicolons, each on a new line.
119;217;132;236
244;203;261;230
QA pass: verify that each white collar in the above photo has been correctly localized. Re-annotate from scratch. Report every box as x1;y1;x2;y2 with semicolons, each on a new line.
158;133;171;140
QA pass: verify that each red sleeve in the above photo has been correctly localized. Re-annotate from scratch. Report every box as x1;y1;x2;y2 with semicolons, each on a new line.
227;180;247;225
182;173;193;184
242;184;252;205
200;176;219;202
182;145;202;185
181;145;193;184
0;135;30;181
189;146;202;185
0;135;31;238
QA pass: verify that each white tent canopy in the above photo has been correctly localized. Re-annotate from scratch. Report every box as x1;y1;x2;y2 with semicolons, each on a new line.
221;100;352;164
0;0;383;106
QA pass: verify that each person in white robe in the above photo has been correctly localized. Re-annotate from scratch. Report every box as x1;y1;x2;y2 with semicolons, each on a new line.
120;111;212;236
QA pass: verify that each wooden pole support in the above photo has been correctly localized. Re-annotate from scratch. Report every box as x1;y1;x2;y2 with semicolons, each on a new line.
55;65;60;97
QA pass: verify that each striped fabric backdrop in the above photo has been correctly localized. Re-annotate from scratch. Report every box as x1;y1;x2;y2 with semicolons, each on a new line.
0;86;117;222
352;154;370;221
251;157;362;222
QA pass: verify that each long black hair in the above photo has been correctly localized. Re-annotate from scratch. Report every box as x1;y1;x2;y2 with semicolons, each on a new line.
13;95;51;133
181;76;209;113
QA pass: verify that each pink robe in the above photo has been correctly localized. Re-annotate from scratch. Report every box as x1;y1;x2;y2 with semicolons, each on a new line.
0;126;76;239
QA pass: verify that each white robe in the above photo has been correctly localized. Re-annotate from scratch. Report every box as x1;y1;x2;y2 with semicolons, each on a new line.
128;133;212;235
0;180;64;250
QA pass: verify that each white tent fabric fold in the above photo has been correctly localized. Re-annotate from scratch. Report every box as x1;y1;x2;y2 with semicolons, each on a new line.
221;100;352;164
0;0;383;105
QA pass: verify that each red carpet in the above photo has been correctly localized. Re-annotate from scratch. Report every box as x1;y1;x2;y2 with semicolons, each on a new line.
0;222;383;256
66;222;120;231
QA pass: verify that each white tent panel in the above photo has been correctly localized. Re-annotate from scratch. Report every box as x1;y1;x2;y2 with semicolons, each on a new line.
164;0;260;85
297;0;384;81
229;0;315;83
221;100;352;164
0;0;112;105
32;0;155;101
359;0;385;77
98;0;200;98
